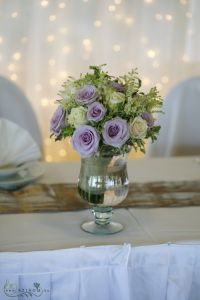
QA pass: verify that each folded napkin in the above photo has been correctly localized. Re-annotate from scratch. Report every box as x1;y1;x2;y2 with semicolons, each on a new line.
0;118;41;167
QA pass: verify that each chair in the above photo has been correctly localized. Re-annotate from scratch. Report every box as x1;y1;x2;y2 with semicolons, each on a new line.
147;77;200;157
0;76;43;150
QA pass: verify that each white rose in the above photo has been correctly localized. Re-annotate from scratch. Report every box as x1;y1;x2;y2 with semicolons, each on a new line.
129;116;148;139
68;107;87;128
108;92;125;107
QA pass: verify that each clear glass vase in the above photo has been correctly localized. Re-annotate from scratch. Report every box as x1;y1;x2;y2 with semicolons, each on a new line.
78;154;129;234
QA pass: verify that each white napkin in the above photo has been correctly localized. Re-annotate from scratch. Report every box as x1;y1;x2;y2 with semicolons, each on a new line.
0;118;41;167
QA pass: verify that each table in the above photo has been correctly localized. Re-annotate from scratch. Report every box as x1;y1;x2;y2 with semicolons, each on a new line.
0;156;200;252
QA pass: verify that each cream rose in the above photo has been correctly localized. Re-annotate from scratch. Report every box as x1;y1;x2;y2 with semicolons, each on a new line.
68;107;87;128
108;92;125;107
129;116;148;139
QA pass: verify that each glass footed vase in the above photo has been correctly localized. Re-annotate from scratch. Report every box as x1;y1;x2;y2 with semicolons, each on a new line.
78;154;129;234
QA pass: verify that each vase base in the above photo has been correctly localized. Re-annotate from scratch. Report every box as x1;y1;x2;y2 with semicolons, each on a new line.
81;221;123;235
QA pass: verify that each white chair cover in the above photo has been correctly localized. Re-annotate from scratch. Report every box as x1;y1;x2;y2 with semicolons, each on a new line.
147;77;200;157
0;76;42;149
1;244;200;300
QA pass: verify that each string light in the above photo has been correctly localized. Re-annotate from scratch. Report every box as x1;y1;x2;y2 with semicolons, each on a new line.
108;5;116;12
165;14;173;21
155;13;163;20
147;49;156;58
94;20;102;28
59;149;67;157
41;97;49;106
113;44;121;52
45;155;53;162
83;39;92;52
10;74;18;81
58;2;66;8
11;12;18;18
144;0;154;3
142;77;151;86
8;63;16;71
59;27;68;34
0;37;3;44
114;0;122;4
13;52;21;61
62;45;71;54
124;17;134;26
48;15;57;22
47;35;55;42
40;0;49;7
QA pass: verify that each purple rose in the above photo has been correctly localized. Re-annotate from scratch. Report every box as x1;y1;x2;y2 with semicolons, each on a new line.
102;117;130;148
72;125;99;158
75;85;98;105
87;102;106;122
50;105;66;136
141;112;154;128
110;81;125;93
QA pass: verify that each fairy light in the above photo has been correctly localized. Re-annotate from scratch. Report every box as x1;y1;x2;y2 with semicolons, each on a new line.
8;63;16;71
144;0;153;3
83;39;92;52
114;0;122;4
41;97;49;106
161;76;169;84
142;77;151;86
58;2;66;8
13;52;21;61
82;0;89;2
108;5;116;12
59;71;68;78
59;27;68;34
147;49;156;58
48;59;56;66
47;35;55;42
113;44;121;52
94;20;102;28
165;14;173;21
40;0;49;7
11;12;18;18
10;74;18;81
124;17;134;26
48;15;57;22
0;37;3;44
155;13;163;20
49;78;57;86
62;45;71;54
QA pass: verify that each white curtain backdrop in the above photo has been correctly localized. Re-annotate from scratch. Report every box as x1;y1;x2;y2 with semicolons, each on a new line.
0;0;200;161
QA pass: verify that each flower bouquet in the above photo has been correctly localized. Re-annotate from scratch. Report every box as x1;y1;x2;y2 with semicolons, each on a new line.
50;65;162;234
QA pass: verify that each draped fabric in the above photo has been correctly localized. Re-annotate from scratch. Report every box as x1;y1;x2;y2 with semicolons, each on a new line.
0;0;200;161
1;244;200;299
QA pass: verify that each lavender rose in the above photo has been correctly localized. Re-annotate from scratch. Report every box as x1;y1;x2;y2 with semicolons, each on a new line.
50;105;66;136
110;81;125;93
75;85;98;105
87;102;106;122
102;117;130;148
72;125;99;158
141;112;154;128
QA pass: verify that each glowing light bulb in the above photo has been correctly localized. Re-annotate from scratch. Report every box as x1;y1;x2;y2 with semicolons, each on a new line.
114;0;122;4
125;17;134;25
58;2;66;8
41;98;49;106
161;76;169;84
11;11;18;18
41;0;48;7
108;5;116;12
49;15;57;21
113;44;121;52
165;14;173;21
8;64;16;71
60;71;68;78
47;35;55;42
94;20;102;28
143;77;151;86
10;74;18;81
155;13;163;20
0;37;3;44
83;39;92;52
147;49;156;58
13;52;21;61
144;0;153;3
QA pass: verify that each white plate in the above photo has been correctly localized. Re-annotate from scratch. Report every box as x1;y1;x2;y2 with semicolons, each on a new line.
0;163;29;178
0;161;45;190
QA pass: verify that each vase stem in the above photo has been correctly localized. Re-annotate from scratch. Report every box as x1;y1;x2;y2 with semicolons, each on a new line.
92;206;113;226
